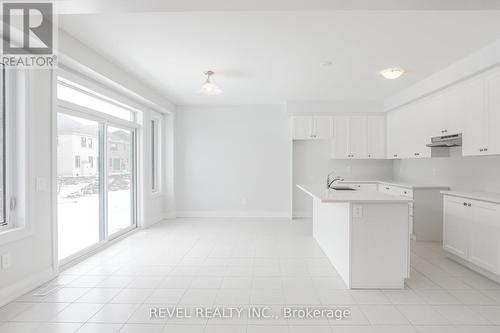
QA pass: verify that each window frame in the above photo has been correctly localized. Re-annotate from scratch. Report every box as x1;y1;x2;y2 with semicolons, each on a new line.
0;64;7;232
0;67;31;244
151;113;162;194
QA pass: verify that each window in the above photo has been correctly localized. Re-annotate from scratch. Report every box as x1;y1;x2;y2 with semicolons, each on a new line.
0;65;6;230
57;77;136;122
0;66;28;239
56;71;139;262
151;116;161;192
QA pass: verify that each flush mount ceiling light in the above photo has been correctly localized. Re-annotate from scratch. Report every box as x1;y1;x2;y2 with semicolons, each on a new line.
380;67;405;80
198;70;222;96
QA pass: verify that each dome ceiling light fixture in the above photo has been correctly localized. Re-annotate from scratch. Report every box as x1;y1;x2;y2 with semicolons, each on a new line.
380;67;405;80
198;70;222;96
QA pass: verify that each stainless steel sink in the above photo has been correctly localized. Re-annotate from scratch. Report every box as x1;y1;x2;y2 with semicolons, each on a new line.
330;186;356;191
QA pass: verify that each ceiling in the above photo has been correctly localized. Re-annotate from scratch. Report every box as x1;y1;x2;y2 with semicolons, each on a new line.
58;10;500;105
56;0;500;13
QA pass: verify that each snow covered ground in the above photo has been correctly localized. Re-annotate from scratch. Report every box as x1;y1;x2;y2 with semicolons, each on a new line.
58;179;133;260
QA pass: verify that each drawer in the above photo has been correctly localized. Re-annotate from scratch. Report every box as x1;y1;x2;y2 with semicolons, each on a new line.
398;188;413;198
343;183;378;191
378;184;413;198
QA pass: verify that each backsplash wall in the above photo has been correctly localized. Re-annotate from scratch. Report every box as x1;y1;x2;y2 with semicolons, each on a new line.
393;147;500;193
293;140;393;217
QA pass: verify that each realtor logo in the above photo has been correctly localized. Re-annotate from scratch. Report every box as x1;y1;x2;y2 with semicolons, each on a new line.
1;1;57;68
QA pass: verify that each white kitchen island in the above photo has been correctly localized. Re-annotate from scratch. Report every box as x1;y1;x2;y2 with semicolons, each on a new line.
298;184;413;289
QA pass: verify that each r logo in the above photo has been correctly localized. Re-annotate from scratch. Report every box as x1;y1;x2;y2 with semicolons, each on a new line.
2;2;53;55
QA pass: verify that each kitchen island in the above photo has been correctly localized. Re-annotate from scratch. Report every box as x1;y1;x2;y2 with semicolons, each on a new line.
298;184;413;289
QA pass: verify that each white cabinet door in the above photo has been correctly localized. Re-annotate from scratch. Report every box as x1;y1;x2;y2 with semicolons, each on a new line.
443;197;470;260
349;116;367;159
331;116;350;159
462;77;487;156
314;116;333;139
407;100;432;159
386;110;403;159
425;93;449;138
468;200;500;274
485;69;500;155
292;116;313;140
366;116;385;158
438;81;467;136
292;116;333;140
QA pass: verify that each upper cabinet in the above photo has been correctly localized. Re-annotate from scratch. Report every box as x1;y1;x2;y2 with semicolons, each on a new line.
484;69;500;155
366;116;386;158
387;65;500;158
331;115;385;159
291;116;333;140
386;103;430;159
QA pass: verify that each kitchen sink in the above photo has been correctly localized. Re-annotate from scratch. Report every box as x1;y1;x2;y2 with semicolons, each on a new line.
330;186;356;191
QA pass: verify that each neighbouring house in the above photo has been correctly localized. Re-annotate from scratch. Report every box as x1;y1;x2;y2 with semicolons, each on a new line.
57;114;131;177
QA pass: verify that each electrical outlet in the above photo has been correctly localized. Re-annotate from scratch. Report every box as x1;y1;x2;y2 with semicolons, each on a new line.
432;168;437;176
1;253;11;269
241;198;247;206
346;165;352;173
352;204;363;218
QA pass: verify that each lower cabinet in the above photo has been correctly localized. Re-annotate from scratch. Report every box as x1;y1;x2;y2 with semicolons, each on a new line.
443;195;500;276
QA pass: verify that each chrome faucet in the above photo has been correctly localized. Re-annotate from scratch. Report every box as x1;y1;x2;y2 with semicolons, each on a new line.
326;171;344;189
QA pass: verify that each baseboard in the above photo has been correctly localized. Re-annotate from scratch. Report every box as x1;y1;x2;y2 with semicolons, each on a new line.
163;211;176;220
143;213;166;228
176;211;292;219
446;251;500;284
0;267;56;307
292;211;312;219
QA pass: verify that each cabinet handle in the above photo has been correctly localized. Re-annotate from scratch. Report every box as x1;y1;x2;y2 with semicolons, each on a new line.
393;154;398;158
368;154;371;158
385;187;390;190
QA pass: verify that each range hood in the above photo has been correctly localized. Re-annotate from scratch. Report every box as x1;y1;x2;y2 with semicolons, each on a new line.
426;133;462;148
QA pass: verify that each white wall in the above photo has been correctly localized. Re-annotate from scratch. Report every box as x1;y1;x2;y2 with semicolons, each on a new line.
287;100;383;114
292;140;393;217
175;105;292;217
393;148;500;193
385;39;500;111
0;29;177;306
58;29;176;227
0;70;56;305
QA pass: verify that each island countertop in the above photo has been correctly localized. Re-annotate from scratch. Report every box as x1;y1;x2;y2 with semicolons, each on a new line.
297;184;414;203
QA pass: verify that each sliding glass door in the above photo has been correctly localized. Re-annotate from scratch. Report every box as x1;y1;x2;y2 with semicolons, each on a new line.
107;125;135;237
57;114;102;260
57;112;137;262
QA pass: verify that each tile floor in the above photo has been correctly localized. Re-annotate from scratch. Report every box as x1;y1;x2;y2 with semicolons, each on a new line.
1;218;500;332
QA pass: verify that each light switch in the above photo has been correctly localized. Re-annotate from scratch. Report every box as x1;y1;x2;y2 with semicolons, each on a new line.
1;253;11;269
352;204;363;218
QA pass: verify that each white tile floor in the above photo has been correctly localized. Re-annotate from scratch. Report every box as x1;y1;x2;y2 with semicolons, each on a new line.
2;218;500;333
